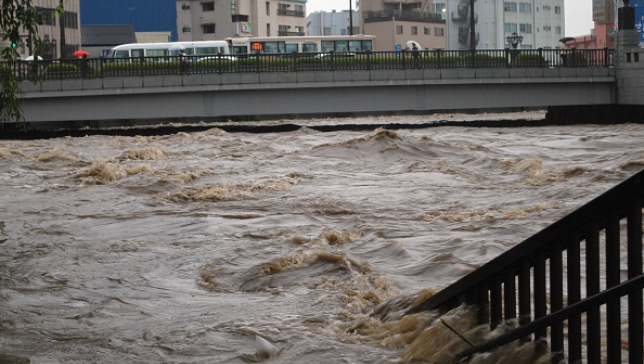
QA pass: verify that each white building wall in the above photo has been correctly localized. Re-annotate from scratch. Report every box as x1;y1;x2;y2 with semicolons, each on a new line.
446;0;564;50
307;10;359;36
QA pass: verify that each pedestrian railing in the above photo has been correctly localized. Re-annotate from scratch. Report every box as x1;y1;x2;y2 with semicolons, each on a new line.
8;48;614;82
406;168;644;363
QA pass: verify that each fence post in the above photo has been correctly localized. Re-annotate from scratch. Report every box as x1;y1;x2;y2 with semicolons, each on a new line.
538;48;543;67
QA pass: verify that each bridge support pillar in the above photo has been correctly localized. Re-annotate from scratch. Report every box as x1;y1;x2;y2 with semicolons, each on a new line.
615;5;644;105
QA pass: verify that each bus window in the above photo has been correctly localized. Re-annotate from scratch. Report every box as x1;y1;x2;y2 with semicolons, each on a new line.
195;47;225;56
349;40;365;52
335;41;348;52
285;43;298;54
131;49;144;58
262;42;284;54
147;49;166;57
302;43;317;52
321;41;334;53
233;45;248;54
362;41;373;51
114;50;129;58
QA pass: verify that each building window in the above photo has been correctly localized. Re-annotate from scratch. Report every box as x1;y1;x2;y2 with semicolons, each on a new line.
182;26;192;33
181;3;190;10
411;26;418;35
424;26;430;35
295;26;304;35
555;26;562;34
295;5;303;13
519;3;531;13
505;23;518;33
519;23;532;33
554;6;561;14
542;5;551;11
36;7;56;26
266;2;270;15
435;28;444;36
504;2;517;12
64;12;78;29
232;15;249;22
396;25;403;34
202;23;215;33
202;2;215;11
323;27;331;35
543;25;552;31
267;23;271;36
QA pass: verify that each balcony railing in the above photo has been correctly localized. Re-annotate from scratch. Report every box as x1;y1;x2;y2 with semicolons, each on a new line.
363;9;444;23
7;48;613;82
277;31;305;36
276;9;305;17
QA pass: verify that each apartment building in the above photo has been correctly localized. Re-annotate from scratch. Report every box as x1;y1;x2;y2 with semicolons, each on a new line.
176;0;307;41
358;0;447;51
307;10;360;36
448;0;565;50
8;0;81;59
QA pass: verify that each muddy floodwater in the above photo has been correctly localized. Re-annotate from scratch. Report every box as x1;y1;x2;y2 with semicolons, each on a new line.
0;112;641;363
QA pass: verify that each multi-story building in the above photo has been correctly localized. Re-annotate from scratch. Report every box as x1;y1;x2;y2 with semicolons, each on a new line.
447;0;565;50
307;10;360;36
358;0;447;51
176;0;307;41
7;0;81;59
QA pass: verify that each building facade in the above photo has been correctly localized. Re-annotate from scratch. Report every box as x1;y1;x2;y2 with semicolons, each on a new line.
358;0;447;51
176;0;307;41
307;10;360;36
447;0;565;50
10;0;81;59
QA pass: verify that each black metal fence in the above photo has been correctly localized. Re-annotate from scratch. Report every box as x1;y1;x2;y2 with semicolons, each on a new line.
8;48;614;82
406;169;644;363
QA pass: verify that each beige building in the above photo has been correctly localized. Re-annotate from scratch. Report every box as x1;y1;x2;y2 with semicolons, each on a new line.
176;0;307;41
16;0;82;59
359;0;447;51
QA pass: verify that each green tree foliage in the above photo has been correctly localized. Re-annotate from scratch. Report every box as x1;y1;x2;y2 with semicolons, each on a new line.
1;0;40;126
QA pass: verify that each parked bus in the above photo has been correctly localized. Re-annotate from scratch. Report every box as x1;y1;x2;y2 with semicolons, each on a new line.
225;35;376;56
108;40;231;59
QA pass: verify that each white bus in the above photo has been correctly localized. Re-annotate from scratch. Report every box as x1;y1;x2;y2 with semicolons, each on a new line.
225;35;376;55
108;40;231;59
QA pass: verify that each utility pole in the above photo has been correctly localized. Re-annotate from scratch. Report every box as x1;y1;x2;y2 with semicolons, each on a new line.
59;0;66;58
349;0;353;35
469;0;476;52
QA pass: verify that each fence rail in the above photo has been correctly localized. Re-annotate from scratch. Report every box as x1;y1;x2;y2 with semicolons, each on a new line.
406;168;644;363
6;48;614;82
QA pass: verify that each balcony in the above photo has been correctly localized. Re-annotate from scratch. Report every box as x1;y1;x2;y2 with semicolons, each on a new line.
277;31;305;36
277;9;305;17
363;10;444;23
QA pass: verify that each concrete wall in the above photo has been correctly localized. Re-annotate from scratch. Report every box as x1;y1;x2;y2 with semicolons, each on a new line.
615;30;644;105
17;67;615;124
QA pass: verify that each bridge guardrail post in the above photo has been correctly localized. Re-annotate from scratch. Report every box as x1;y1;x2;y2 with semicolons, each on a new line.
436;49;442;69
538;48;544;68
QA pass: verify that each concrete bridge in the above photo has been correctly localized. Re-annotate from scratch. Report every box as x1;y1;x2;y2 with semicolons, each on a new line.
16;35;644;128
17;66;617;126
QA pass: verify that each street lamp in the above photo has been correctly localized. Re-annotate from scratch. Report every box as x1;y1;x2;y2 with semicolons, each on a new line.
506;31;523;49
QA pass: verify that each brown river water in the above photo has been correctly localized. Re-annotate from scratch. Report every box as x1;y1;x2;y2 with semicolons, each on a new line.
0;111;640;363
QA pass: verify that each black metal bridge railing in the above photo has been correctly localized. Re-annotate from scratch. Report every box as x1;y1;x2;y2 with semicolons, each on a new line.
406;169;644;363
8;48;613;82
